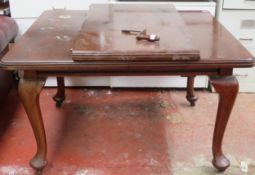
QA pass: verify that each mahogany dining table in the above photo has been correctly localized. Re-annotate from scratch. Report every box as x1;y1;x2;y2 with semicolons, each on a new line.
1;4;254;172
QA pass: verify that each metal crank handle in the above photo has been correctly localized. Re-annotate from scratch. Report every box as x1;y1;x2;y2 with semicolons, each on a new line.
121;29;147;34
136;34;160;42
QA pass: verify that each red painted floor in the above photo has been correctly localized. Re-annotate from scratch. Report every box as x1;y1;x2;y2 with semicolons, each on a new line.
0;88;254;175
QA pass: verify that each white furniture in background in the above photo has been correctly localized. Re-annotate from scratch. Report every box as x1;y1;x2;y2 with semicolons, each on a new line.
0;0;10;16
222;0;255;10
9;0;216;88
217;0;255;92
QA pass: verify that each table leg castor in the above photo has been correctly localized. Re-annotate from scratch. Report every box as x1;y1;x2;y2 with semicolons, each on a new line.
186;76;198;106
53;77;65;108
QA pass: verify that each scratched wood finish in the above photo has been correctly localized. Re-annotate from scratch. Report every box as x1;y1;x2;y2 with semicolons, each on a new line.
72;4;200;62
1;10;253;71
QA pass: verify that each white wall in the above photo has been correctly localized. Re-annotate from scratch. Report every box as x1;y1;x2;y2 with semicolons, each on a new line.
216;0;255;92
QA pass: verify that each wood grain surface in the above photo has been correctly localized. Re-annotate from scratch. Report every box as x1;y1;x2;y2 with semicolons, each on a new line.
72;4;200;62
1;9;254;71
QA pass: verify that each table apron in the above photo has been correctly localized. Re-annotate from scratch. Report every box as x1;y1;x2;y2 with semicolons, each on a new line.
34;69;227;77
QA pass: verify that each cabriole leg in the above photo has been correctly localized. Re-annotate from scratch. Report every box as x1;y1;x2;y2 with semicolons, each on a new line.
210;76;239;172
18;74;47;170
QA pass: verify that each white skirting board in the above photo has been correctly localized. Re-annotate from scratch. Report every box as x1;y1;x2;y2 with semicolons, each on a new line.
110;76;208;88
45;76;208;88
45;77;111;87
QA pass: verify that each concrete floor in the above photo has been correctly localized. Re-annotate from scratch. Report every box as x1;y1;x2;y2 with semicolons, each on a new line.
0;88;254;175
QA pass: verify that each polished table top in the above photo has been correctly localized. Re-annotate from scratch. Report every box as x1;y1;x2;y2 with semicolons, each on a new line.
72;4;200;62
1;9;254;72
